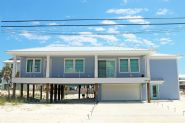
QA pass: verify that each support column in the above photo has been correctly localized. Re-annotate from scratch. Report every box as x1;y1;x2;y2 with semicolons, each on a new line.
94;84;99;101
78;85;81;99
32;84;35;98
40;85;43;100
86;85;89;98
12;83;16;98
46;84;49;102
54;84;57;102
147;81;151;103
58;85;61;101
94;55;98;78
20;83;23;98
146;55;151;103
12;56;17;78
27;84;29;99
50;84;53;103
61;85;64;100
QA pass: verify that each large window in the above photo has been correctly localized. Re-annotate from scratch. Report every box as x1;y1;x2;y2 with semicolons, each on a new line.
26;59;41;73
119;58;139;73
120;59;129;72
65;58;84;73
130;59;139;72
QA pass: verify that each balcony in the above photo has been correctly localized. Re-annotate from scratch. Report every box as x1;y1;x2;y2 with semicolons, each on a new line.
12;77;149;84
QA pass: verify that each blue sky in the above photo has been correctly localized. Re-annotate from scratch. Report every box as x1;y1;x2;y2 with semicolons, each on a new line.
0;0;185;74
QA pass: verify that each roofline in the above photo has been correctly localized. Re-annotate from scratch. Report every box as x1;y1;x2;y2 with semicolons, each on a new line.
6;50;154;56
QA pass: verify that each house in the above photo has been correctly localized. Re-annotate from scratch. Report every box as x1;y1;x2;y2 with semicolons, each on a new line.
179;74;185;89
6;46;180;102
0;58;20;89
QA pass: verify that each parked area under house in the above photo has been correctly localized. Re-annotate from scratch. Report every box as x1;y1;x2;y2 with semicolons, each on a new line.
7;83;97;103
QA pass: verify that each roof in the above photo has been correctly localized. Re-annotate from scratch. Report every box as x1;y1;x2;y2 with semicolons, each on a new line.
150;53;180;59
7;46;151;52
3;60;20;63
6;46;154;56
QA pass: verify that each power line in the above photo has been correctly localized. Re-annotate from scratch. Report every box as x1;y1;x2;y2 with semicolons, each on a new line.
2;22;185;28
2;17;185;22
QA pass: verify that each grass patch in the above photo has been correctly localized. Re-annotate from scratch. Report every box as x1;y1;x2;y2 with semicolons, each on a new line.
0;96;25;106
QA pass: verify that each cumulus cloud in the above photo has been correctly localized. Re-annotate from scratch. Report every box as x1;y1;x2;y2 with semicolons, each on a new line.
94;27;105;31
19;31;50;41
159;38;173;45
122;33;157;48
106;8;148;15
156;8;169;15
101;20;116;24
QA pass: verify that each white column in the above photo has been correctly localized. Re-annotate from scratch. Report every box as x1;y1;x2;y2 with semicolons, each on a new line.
145;55;151;78
94;55;98;78
12;56;17;78
46;56;50;78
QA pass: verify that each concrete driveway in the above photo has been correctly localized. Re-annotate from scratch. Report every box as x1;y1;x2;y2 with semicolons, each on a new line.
87;102;185;123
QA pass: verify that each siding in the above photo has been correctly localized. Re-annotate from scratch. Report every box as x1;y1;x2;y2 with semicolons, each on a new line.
51;56;95;78
98;56;146;78
20;57;46;78
150;59;179;100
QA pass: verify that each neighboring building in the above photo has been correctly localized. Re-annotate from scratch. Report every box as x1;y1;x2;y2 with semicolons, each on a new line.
179;74;185;89
3;58;20;71
6;46;180;101
0;58;20;89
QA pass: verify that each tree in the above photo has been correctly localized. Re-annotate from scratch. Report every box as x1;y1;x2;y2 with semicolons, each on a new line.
1;66;12;99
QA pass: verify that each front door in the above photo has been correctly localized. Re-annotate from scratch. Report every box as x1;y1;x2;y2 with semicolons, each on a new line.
98;60;116;78
151;84;159;100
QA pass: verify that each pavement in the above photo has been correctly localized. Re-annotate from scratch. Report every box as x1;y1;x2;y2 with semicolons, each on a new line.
1;96;185;123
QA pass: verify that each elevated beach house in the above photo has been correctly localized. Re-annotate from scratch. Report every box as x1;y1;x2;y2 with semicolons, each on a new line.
6;46;180;102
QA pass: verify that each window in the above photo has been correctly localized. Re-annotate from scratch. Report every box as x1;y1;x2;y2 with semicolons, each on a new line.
119;58;139;73
27;59;33;72
120;59;129;72
75;59;84;72
65;59;74;73
130;59;139;72
64;58;84;73
26;59;41;73
34;59;41;72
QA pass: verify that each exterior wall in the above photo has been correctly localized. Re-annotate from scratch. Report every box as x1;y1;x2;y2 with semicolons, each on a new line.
98;56;146;78
51;56;95;78
19;55;146;78
20;57;46;78
150;59;179;100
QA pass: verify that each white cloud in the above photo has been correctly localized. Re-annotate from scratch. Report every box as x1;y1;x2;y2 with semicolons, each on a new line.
94;27;105;31
156;8;169;15
59;35;99;46
19;31;50;41
106;8;148;15
120;15;149;24
122;33;157;48
92;35;118;42
159;38;173;45
101;20;116;24
119;15;150;28
107;28;119;33
48;22;58;25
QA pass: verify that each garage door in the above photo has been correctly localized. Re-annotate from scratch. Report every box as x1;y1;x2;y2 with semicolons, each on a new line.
101;84;141;101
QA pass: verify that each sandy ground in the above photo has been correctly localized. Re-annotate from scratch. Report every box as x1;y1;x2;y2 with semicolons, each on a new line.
1;96;185;123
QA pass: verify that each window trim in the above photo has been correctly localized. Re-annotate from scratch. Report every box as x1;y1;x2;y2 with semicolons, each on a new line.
26;58;42;73
98;58;117;77
119;57;140;73
118;58;130;73
64;58;85;73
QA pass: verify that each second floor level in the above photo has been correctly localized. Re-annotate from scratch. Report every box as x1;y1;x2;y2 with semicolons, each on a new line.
19;55;147;78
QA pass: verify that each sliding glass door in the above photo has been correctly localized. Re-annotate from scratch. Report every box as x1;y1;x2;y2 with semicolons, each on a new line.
98;60;116;78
